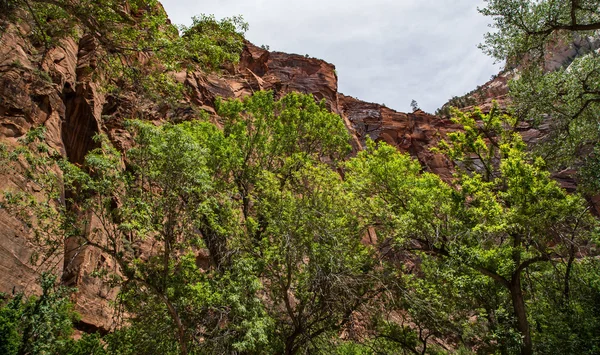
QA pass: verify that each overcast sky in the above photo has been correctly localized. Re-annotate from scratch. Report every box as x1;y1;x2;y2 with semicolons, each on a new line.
160;0;501;113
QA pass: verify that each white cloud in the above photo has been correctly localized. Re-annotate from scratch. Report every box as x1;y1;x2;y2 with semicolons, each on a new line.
161;0;501;113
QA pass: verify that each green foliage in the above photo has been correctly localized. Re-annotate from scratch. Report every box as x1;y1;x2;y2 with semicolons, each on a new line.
3;0;247;104
5;1;599;354
216;90;351;166
479;0;600;193
0;0;18;15
345;139;455;248
0;295;21;355
215;90;351;220
255;163;378;353
0;273;105;355
63;333;108;355
2;86;599;354
580;145;600;192
435;94;477;117
480;0;600;64
180;14;248;71
1;91;360;354
509;55;600;178
100;92;358;354
345;106;598;354
432;108;597;354
528;259;600;355
104;255;271;355
62;120;272;354
435;104;516;181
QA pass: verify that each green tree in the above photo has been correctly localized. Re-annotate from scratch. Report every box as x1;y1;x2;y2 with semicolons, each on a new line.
345;140;467;354
2;120;270;354
0;273;106;355
215;90;351;221
255;163;378;354
480;0;600;63
211;91;375;353
434;107;596;355
479;0;600;193
2;91;372;354
64;121;272;355
346;106;598;355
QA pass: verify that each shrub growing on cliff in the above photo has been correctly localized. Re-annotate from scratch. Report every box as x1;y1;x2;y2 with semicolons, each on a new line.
0;273;105;355
1;0;247;103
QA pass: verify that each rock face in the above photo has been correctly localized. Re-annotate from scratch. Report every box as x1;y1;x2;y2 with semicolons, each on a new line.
0;19;119;331
178;43;340;116
339;95;455;179
0;21;71;301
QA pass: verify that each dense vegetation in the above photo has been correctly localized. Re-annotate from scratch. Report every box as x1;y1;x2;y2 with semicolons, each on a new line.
3;94;600;354
1;0;600;354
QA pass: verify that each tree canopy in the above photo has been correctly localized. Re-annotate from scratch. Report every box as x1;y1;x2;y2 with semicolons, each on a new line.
3;90;599;354
479;0;600;194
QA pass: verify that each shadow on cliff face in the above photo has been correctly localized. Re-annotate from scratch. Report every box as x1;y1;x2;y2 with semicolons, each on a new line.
61;82;100;165
60;79;100;290
61;35;101;166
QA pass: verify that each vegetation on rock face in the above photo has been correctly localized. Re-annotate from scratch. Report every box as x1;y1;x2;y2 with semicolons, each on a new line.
0;273;105;355
1;0;247;103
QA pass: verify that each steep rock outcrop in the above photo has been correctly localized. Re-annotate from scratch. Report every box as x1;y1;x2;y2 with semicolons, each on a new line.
339;94;454;179
0;21;69;298
0;20;118;332
178;42;340;115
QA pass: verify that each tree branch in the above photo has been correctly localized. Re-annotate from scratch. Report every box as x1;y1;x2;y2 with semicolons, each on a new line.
515;255;549;276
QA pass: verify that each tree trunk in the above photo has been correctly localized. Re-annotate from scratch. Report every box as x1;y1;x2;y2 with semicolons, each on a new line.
564;241;576;302
162;294;188;355
510;274;533;355
283;327;302;355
